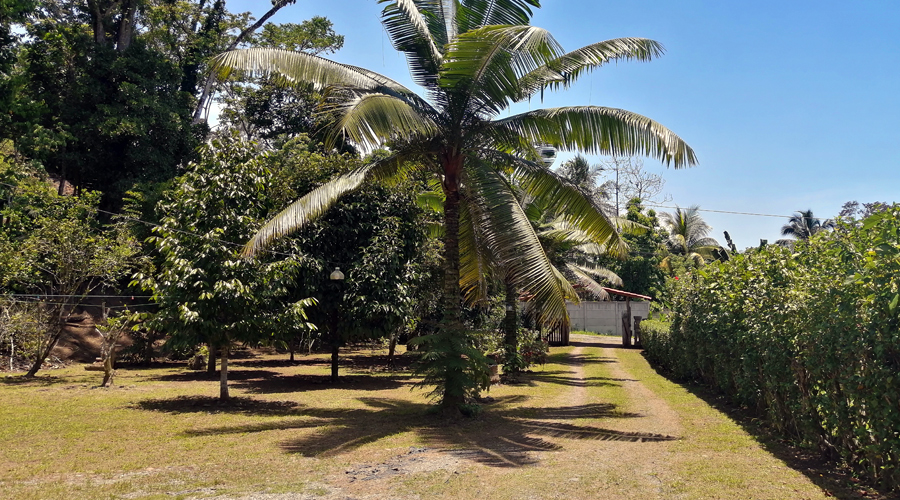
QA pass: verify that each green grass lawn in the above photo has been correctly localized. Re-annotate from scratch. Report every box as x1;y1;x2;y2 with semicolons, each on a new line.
0;340;861;500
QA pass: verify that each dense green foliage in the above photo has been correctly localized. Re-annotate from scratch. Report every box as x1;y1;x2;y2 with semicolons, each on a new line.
4;1;320;208
136;136;433;395
643;207;900;488
265;140;434;361
606;199;667;298
0;154;138;376
15;15;200;205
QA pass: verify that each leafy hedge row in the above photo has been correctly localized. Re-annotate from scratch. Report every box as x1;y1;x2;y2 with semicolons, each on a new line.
642;207;900;488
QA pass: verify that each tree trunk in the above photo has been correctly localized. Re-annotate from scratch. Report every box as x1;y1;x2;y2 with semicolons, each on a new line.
207;343;217;375
330;308;340;383
439;153;465;411
289;338;295;362
57;154;67;196
25;306;65;378
25;331;61;377
191;0;297;123
503;278;518;371
387;331;397;368
115;0;138;52
181;0;226;95
441;168;462;327
87;0;106;46
101;353;115;387
219;345;229;399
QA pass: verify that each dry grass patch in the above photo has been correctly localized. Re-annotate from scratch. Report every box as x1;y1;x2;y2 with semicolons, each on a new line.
0;339;867;500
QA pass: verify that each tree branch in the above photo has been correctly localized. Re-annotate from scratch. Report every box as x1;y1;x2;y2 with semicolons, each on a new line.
192;0;298;123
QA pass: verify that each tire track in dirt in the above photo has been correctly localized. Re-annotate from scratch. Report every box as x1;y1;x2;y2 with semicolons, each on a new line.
553;334;683;499
561;343;588;410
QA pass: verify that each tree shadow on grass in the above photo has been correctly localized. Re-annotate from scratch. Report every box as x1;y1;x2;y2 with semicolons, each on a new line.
267;396;676;468
522;371;626;388
151;369;281;383
142;393;676;468
0;375;69;386
234;373;414;394
136;395;302;416
236;353;418;371
134;393;678;469
234;358;328;368
546;352;615;367
569;335;623;349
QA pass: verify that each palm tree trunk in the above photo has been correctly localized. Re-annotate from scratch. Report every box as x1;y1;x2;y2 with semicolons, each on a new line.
441;188;462;327
440;154;465;411
503;278;518;372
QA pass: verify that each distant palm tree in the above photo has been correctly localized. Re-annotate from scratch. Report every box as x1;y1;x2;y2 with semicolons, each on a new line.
659;205;720;263
777;209;835;245
557;155;601;191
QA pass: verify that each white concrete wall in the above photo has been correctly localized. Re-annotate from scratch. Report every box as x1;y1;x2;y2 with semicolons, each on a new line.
566;301;650;336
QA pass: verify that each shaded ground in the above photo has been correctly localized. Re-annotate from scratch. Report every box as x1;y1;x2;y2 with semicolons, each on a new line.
1;334;894;499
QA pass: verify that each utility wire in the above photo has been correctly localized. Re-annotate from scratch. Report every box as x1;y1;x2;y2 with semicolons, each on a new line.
2;298;156;308
6;294;152;299
639;202;840;221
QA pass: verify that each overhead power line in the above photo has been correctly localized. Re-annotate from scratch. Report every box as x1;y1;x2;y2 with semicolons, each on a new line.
641;202;840;221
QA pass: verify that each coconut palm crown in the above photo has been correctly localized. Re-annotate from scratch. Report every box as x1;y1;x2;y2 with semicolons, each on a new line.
778;209;835;244
211;0;696;335
660;205;719;263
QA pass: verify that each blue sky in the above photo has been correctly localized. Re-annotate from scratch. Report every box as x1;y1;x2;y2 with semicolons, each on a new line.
229;0;900;249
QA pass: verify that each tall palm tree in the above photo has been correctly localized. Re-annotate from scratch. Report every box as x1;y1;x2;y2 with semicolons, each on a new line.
212;0;696;409
778;209;835;244
660;205;719;263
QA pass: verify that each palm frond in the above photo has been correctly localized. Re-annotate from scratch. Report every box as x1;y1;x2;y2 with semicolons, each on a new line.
441;25;562;116
465;160;576;325
538;217;595;245
660;205;720;255
566;263;615;299
211;48;415;97
515;38;665;101
456;0;539;33
416;189;445;213
578;263;622;286
401;0;458;48
243;153;419;257
610;215;648;236
491;106;698;168
326;93;439;150
458;194;496;304
573;242;611;257
494;152;630;258
380;0;445;87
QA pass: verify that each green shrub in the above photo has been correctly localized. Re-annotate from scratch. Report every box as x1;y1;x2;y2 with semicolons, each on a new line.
644;206;900;489
637;318;670;365
411;327;491;407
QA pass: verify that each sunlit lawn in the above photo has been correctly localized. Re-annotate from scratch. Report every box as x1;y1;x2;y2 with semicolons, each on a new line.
0;338;845;500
